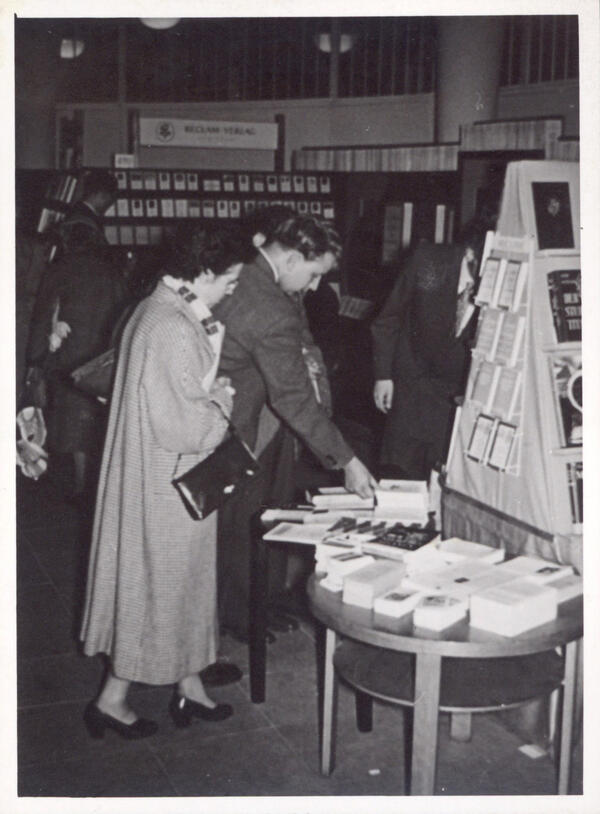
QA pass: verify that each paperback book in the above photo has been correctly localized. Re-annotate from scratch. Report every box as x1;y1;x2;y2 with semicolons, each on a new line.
491;367;522;422
547;269;581;343
466;415;495;463
566;460;583;529
549;352;582;447
493;313;525;367
475;257;505;307
474;308;504;361
497;260;528;311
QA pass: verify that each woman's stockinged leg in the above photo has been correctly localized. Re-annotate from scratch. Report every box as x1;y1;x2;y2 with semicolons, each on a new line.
177;672;217;708
95;671;136;723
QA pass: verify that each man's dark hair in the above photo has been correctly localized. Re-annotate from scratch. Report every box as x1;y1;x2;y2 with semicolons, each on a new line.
270;215;342;262
240;204;295;247
82;169;118;201
163;224;248;283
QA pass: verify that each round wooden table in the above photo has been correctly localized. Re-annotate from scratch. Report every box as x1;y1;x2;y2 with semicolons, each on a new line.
307;575;583;796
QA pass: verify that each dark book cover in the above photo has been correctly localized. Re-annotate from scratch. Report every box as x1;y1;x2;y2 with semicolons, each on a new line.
566;460;583;526
547;269;581;343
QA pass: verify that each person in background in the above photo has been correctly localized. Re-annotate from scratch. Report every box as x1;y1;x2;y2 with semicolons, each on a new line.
213;214;376;643
371;218;493;481
80;226;245;739
27;169;126;500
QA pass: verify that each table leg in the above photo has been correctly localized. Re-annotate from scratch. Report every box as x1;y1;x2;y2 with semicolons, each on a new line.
450;712;472;742
557;638;580;794
321;627;338;776
249;518;269;703
411;652;442;796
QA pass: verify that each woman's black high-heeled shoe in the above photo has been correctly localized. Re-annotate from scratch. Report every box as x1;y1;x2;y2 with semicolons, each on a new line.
169;691;233;728
83;702;158;740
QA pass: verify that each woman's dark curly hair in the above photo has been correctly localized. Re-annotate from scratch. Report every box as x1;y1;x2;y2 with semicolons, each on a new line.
163;224;250;283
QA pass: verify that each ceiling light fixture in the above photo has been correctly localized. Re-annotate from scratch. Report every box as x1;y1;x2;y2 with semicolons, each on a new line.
140;18;181;30
60;38;85;59
314;32;355;54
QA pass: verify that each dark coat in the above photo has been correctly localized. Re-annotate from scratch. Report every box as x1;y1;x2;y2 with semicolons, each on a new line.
27;241;127;453
213;253;353;469
371;242;476;471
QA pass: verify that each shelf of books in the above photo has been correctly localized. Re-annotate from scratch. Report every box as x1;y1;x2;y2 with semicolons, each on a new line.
446;160;581;569
32;168;339;250
103;169;338;247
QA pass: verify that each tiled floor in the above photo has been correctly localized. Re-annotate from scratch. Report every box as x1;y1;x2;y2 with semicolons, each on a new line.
16;469;582;799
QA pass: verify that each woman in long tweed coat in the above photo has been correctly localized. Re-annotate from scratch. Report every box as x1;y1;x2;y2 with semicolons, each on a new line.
80;226;244;739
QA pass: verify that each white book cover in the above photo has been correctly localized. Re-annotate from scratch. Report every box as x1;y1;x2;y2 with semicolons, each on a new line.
402;559;496;595
262;522;329;546
160;198;175;218
497;260;528;311
175;199;189;218
311;489;374;511
436;538;505;564
494;313;525;367
491;367;522;421
470;579;557;636
474;308;504;361
496;556;572;579
466;415;496;463
546;574;583;603
143;171;157;190
343;562;407;608
487;422;517;471
413;594;468;630
374;588;424;618
470;361;500;413
475;257;503;306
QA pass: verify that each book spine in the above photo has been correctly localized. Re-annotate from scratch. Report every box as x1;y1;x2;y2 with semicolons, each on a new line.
547;273;568;343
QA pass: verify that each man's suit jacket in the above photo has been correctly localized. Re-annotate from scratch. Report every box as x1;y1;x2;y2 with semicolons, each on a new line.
370;241;476;468
213;253;353;469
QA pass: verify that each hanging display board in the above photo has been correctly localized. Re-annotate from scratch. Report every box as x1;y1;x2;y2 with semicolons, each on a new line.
139;117;279;151
445;161;581;567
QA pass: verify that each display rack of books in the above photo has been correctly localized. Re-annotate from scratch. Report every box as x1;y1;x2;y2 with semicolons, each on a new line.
446;160;581;555
103;169;339;247
463;238;530;475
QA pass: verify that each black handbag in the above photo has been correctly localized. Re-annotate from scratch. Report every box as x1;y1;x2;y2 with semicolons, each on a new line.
172;415;259;520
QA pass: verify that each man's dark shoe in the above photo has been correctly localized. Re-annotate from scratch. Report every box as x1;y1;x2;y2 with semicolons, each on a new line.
200;662;243;687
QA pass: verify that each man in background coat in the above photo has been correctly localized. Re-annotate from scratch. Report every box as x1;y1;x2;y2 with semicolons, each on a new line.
371;222;489;480
214;215;376;641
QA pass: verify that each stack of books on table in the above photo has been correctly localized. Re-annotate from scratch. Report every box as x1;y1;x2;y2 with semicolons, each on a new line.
319;553;375;593
401;558;515;601
470;579;557;636
342;561;406;609
309;487;375;512
413;594;469;631
374;480;429;526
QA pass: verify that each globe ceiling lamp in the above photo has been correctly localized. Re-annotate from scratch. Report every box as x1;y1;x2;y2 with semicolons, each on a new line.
60;38;85;58
140;18;181;30
314;32;355;54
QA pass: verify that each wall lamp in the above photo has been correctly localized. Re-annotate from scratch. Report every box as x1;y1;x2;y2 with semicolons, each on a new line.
140;18;181;30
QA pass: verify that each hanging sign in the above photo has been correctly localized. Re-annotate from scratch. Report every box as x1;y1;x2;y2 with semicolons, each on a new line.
139;117;278;150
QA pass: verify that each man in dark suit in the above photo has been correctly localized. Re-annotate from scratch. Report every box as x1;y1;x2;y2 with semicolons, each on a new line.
371;230;484;480
213;215;376;641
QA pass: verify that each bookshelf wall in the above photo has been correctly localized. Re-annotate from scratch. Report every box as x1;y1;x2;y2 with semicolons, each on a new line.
33;168;340;250
103;169;339;247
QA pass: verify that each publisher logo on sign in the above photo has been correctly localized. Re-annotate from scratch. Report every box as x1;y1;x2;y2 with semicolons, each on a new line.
156;121;175;143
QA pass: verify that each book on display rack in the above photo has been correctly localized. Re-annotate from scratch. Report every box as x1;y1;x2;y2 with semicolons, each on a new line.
546;268;581;343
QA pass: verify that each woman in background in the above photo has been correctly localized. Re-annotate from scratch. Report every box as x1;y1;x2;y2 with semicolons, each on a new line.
80;226;245;738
